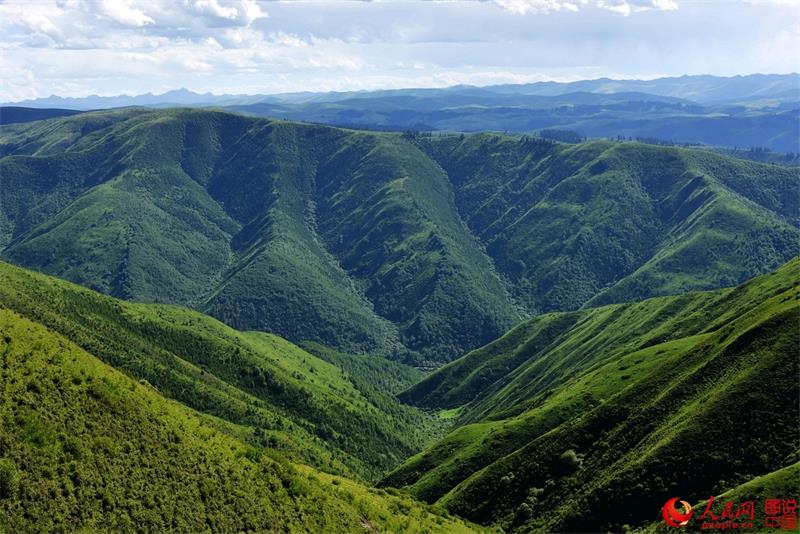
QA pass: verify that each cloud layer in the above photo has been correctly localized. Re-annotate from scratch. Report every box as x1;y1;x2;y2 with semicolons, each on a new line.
489;0;679;15
0;0;797;100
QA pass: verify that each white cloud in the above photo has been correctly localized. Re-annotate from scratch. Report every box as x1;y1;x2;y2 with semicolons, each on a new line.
490;0;677;14
193;0;239;21
268;32;310;48
95;0;155;27
652;0;678;10
0;3;69;47
218;27;264;47
191;0;267;25
491;0;585;14
597;1;631;15
596;0;679;16
239;0;267;23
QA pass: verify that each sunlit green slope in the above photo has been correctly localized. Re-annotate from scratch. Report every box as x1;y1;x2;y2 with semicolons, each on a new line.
0;260;440;481
0;300;479;533
385;259;800;532
415;134;798;314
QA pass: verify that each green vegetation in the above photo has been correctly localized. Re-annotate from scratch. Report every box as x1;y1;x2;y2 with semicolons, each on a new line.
0;106;82;125
415;134;798;315
0;109;521;364
438;407;464;420
0;284;480;532
2;109;796;365
0;260;443;482
0;108;797;532
300;340;426;395
384;258;800;532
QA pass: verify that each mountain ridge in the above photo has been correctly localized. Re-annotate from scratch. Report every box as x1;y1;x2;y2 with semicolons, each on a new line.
383;257;800;532
1;108;797;364
5;73;797;109
0;260;479;533
6;74;797;152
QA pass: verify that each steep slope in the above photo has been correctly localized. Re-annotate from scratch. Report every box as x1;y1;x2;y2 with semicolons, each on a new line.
0;291;478;533
1;109;798;364
416;134;798;314
0;109;520;364
309;129;517;360
385;259;800;532
200;120;518;363
0;260;440;481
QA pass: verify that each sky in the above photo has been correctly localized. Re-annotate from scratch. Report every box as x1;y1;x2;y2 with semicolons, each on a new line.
0;0;798;101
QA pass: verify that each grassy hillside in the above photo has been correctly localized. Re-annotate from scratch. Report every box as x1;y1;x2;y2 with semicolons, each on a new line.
0;109;521;364
384;259;800;532
0;260;444;482
416;134;798;316
1;109;797;364
0;293;479;533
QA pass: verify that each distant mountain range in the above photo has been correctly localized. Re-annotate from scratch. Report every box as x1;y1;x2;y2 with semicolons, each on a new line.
6;73;799;109
2;88;246;110
4;73;798;151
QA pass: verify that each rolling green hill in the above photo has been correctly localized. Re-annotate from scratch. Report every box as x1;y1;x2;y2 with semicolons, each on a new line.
0;109;519;364
0;264;480;533
1;109;797;364
414;134;798;314
384;258;800;532
0;260;442;482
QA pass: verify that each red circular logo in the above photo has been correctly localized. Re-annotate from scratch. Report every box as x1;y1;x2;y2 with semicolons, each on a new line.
662;497;693;528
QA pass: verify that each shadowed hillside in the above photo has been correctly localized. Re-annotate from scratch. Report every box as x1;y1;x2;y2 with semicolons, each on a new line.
1;109;797;364
385;258;800;532
0;106;83;125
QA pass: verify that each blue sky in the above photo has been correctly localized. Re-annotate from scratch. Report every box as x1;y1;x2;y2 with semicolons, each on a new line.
0;0;798;101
